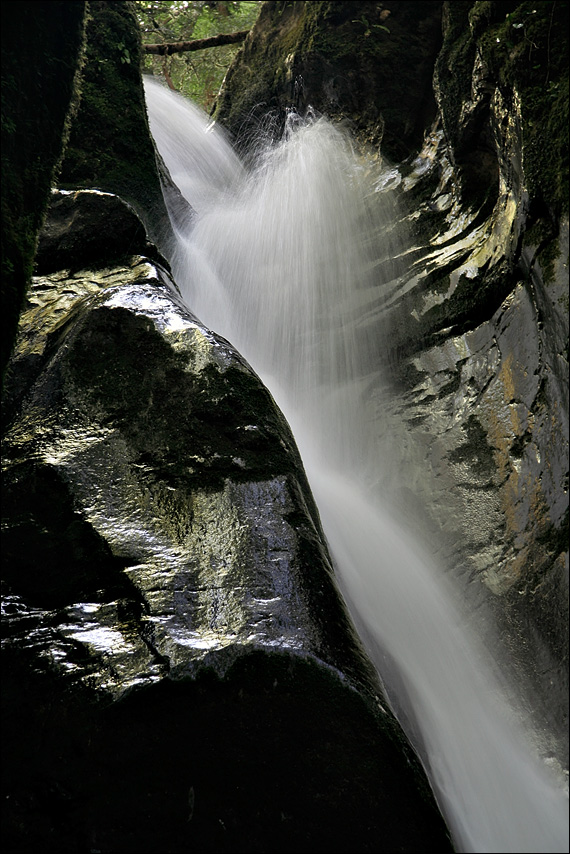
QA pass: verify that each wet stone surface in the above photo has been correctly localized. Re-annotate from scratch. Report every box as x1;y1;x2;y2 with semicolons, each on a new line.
1;195;453;852
371;115;569;754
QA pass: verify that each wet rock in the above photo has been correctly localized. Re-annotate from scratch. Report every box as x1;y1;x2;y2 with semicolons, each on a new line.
58;0;170;242
35;189;165;275
1;194;452;853
372;114;568;756
271;1;569;757
394;8;566;762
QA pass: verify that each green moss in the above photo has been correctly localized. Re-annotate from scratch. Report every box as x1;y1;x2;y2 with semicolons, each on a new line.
524;216;555;248
59;1;166;236
523;191;564;287
433;2;567;222
535;231;562;285
434;2;478;156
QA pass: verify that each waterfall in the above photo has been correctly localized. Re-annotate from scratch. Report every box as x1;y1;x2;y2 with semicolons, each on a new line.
143;77;569;854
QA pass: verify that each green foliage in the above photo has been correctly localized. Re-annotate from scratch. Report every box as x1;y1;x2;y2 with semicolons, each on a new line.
135;1;261;108
351;15;390;37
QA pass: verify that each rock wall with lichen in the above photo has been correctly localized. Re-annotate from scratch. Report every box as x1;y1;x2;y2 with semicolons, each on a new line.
213;0;569;752
381;0;568;749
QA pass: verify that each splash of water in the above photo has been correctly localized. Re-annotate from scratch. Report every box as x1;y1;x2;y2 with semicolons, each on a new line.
143;77;569;853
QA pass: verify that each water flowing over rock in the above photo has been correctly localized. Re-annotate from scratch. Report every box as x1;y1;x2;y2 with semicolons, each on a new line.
2;1;568;852
145;76;568;852
210;0;569;767
2;190;452;853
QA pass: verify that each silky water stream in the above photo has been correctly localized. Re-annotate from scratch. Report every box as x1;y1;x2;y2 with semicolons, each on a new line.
144;78;569;853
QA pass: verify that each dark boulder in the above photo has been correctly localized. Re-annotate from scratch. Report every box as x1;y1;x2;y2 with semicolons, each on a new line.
1;193;453;853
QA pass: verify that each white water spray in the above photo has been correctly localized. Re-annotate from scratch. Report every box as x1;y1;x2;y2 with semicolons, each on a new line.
144;78;569;853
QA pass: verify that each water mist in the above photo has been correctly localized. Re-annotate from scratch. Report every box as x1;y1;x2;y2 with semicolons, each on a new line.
144;77;569;853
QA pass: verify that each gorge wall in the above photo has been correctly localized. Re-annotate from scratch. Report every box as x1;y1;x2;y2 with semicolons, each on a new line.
1;0;568;851
1;0;87;379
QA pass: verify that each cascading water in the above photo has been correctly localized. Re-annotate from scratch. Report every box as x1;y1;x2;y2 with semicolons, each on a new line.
144;77;569;853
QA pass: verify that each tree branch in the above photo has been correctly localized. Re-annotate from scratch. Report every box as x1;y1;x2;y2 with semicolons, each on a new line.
143;30;249;56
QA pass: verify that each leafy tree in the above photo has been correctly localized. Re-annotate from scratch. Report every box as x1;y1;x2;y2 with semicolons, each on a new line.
135;1;261;109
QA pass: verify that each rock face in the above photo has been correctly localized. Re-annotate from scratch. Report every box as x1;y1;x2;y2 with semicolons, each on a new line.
374;1;569;750
2;0;568;849
212;1;444;162
213;0;569;754
35;190;163;276
0;0;87;379
1;191;452;853
58;0;170;243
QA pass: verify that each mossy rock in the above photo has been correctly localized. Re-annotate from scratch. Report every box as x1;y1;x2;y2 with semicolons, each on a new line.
1;0;87;383
59;1;169;240
213;1;444;161
435;1;569;220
